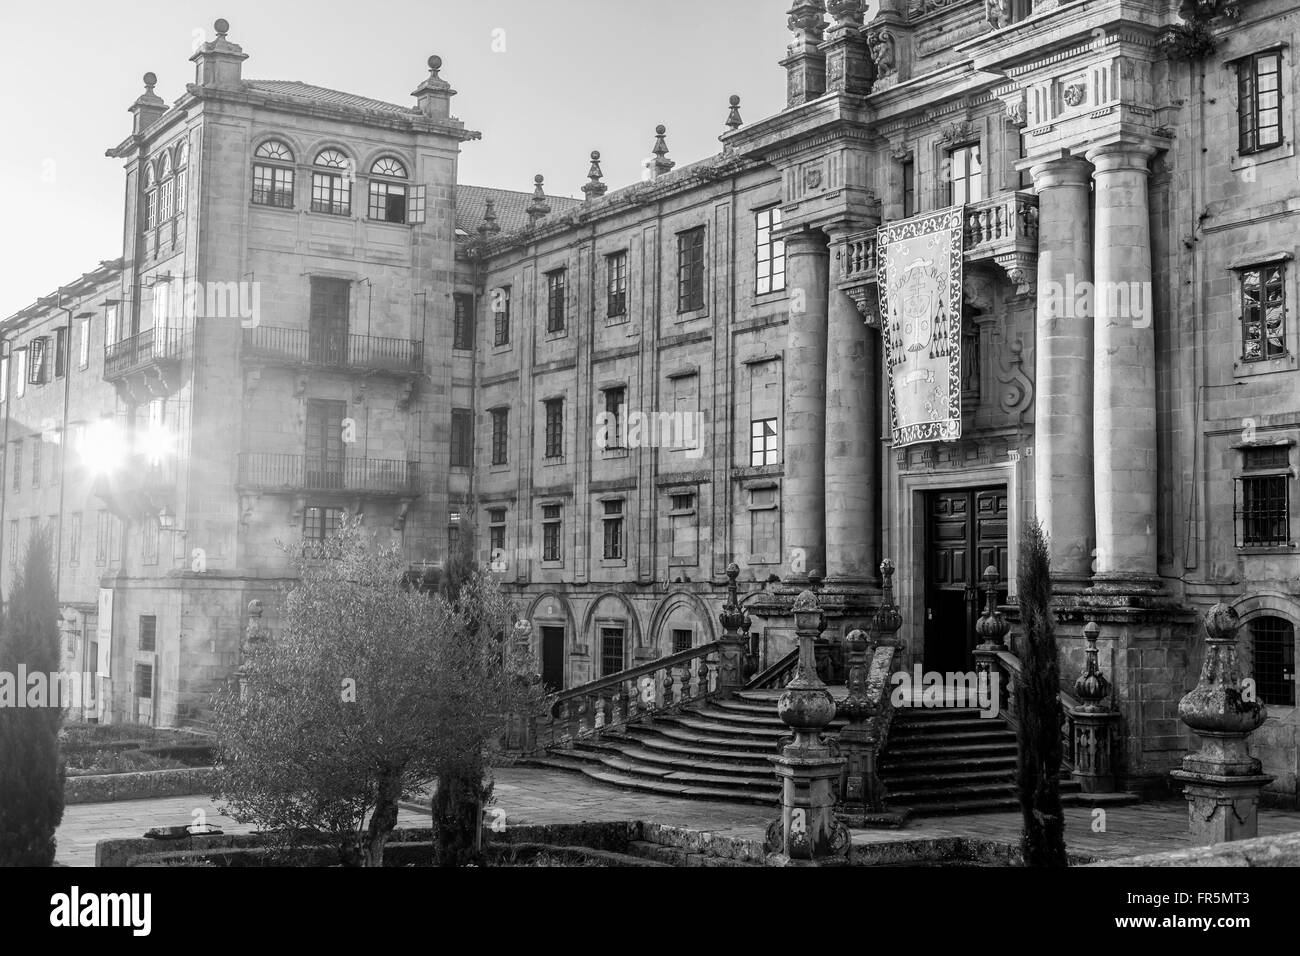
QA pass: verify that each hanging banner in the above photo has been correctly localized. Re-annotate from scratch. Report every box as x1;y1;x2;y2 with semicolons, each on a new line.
878;206;964;447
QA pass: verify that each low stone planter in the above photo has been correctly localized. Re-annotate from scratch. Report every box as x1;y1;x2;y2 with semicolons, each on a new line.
65;767;220;805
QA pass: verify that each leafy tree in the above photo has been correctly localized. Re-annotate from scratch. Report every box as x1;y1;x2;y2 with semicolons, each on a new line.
0;529;67;866
213;517;539;867
1014;520;1068;867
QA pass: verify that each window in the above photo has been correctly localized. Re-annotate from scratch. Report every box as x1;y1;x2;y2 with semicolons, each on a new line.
672;628;693;655
303;506;343;544
145;189;157;230
1250;616;1296;706
607;251;628;318
142;518;159;565
453;294;475;351
677;227;706;312
7;520;15;567
28;337;48;385
902;158;916;218
947;143;983;206
669;493;697;563
252;140;296;208
749;486;780;563
602;386;626;450
447;524;460;553
542;504;563;563
602;499;624;560
0;343;8;401
450;408;473;469
139;615;157;652
1238;50;1283;155
69;512;81;566
311;149;351;216
78;317;91;369
756;208;786;295
175;167;187;218
11;442;20;492
95;510;110;566
135;663;154;700
751;418;780;467
54;327;68;379
962;316;981;398
493;286;512;346
13;348;25;398
1236;446;1292;548
546;269;567;333
31;437;40;488
1240;262;1287;362
488;508;506;559
367;157;408;223
490;408;509;466
601;626;625;677
544;399;564;459
159;177;174;222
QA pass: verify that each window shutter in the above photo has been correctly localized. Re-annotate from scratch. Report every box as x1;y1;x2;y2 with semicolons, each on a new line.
28;338;46;384
408;185;426;225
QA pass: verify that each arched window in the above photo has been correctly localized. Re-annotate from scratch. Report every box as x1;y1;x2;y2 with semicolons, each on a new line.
368;156;409;223
144;163;157;229
311;149;351;216
175;143;188;218
252;139;295;209
158;153;175;221
1250;616;1296;706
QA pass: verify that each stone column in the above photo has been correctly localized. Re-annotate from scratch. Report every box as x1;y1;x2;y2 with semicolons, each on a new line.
1029;156;1094;587
783;229;830;582
823;263;876;584
1086;142;1159;586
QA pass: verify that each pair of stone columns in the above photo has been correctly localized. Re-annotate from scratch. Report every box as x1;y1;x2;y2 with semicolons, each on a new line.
1031;143;1159;590
783;227;879;586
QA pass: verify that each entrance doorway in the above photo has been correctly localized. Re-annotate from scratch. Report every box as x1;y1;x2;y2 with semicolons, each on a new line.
924;486;1008;674
540;626;565;692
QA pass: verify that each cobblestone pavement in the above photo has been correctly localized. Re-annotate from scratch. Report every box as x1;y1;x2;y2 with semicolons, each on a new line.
56;766;1300;866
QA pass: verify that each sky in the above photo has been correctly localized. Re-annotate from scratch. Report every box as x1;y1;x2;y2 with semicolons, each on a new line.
0;0;796;318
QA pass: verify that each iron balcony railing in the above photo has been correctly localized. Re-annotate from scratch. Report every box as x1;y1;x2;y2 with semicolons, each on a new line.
243;326;423;374
104;327;190;381
237;452;421;496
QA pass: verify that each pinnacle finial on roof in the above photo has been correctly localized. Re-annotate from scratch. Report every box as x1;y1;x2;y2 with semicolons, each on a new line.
582;150;608;201
650;125;675;179
484;197;501;234
725;95;743;131
527;174;551;225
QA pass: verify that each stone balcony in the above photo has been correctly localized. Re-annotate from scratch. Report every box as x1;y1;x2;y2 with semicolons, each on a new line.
835;191;1040;304
103;326;190;392
242;326;423;377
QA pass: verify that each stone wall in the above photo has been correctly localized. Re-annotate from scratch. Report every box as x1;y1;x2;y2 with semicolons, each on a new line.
66;767;219;805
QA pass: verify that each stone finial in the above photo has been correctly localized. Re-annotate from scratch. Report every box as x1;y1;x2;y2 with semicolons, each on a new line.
650;125;675;178
483;197;501;234
975;564;1010;649
725;95;743;131
827;0;865;28
792;589;821;614
875;559;902;641
214;17;230;38
191;17;247;90
720;562;751;635
143;72;158;95
130;72;167;135
1178;604;1268;748
1074;621;1112;712
582;150;608;201
787;0;828;45
413;54;456;119
526;174;551;225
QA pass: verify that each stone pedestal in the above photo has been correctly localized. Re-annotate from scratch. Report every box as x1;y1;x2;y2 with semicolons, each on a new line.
1170;773;1274;844
782;1;828;107
821;1;875;95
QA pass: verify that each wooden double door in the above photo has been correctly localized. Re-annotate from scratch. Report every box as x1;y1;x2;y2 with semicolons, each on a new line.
924;487;1009;674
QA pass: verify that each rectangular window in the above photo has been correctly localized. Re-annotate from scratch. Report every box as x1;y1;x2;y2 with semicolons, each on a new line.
544;398;564;459
669;493;697;563
31;437;40;488
600;626;625;677
756;208;786;295
146;191;157;229
303;506;343;543
542;504;563;563
95;510;109;566
607;251;628;318
902;158;916;218
1238;50;1284;155
69;512;81;566
488;508;506;559
1250;617;1296;707
490;408;509;466
54;327;68;379
367;180;407;223
546;269;567;333
0;343;8;401
176;169;188;216
672;628;693;655
11;442;20;493
450;408;473;469
947;143;983;206
159;178;174;221
678;227;706;312
13;348;24;398
78;317;91;369
135;663;154;700
142;518;159;565
603;386;626;450
1240;262;1287;362
751;418;780;467
28;338;47;385
749;486;780;563
311;171;351;216
602;499;624;560
139;615;157;652
453;294;475;351
493;286;512;346
253;165;294;208
1236;446;1291;547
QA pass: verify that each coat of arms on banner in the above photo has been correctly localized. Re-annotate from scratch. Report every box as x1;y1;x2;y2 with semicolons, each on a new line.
877;207;964;447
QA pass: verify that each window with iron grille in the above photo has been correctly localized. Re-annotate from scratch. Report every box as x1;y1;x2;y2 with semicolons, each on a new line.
672;628;693;655
311;149;352;216
542;504;562;563
1250;616;1296;706
1237;49;1283;155
450;408;473;468
602;499;624;560
546;269;567;333
600;626;625;677
601;387;626;450
544;399;564;459
493;286;511;346
947;143;983;206
1236;472;1291;548
607;251;628;318
490;408;509;465
756;208;786;295
304;506;342;544
139;615;157;652
751;418;779;467
677;227;706;312
453;294;475;351
1239;262;1287;362
901;158;916;218
135;663;154;700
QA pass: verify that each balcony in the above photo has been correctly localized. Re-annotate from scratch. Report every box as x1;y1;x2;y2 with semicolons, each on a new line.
243;326;423;376
237;453;422;497
837;192;1040;294
104;327;189;383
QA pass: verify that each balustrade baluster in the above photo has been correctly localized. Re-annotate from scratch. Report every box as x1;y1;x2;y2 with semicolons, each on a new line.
695;657;710;698
662;665;675;708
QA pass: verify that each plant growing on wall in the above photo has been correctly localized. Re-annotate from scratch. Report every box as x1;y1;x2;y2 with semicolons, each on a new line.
1160;0;1243;61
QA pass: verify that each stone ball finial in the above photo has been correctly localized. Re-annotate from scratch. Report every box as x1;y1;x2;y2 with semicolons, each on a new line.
143;72;158;90
214;18;230;36
729;94;741;107
1083;620;1100;642
591;150;601;161
428;55;443;74
792;589;820;613
655;124;667;135
726;562;740;580
1204;603;1240;642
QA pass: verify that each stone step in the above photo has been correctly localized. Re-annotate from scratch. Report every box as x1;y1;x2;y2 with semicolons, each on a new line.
592;754;774;791
880;753;1018;774
884;740;1019;761
573;766;773;805
892;707;988;721
889;781;1018;804
621;729;776;764
884;767;1019;788
576;740;775;778
890;715;1012;734
886;728;1018;747
628;723;782;754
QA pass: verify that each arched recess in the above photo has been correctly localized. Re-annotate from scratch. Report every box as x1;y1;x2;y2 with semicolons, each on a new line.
525;591;577;692
648;590;718;655
581;591;644;677
1232;591;1300;709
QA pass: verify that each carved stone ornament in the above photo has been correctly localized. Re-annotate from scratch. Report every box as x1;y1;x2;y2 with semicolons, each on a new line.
1062;82;1087;107
1002;92;1026;127
865;29;897;76
985;0;1010;28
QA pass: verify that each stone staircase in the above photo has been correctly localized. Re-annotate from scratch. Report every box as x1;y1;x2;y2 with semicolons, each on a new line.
523;686;1109;815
